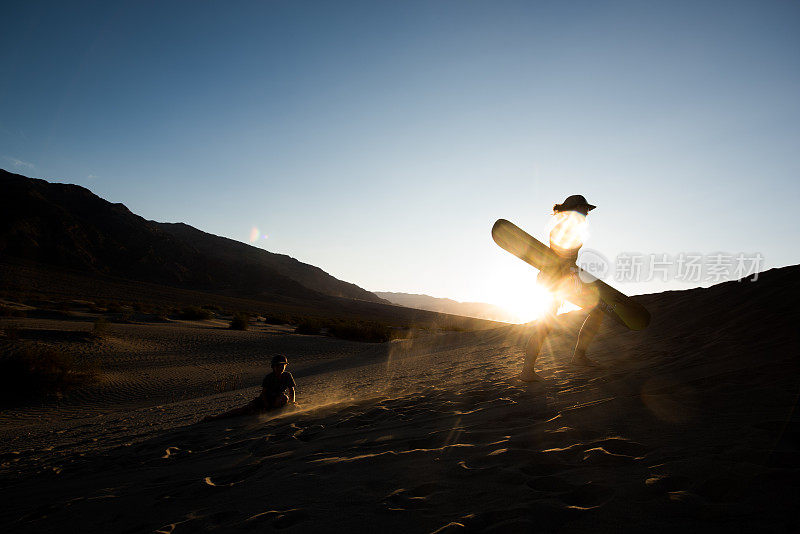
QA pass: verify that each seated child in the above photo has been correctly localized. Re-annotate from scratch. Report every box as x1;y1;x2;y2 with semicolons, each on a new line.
203;354;296;421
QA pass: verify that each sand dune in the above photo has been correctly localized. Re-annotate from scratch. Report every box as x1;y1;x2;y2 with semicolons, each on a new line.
1;267;799;532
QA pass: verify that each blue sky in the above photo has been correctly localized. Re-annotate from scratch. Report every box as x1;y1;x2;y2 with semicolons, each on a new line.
2;1;799;313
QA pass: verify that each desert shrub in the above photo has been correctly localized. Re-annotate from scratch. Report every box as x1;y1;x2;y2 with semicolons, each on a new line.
389;326;413;340
328;320;392;343
229;313;249;330
105;302;124;313
133;302;155;313
180;306;213;320
432;321;467;332
263;313;290;325
3;324;21;340
201;304;220;311
293;318;393;343
0;345;99;405
295;318;324;335
93;317;109;336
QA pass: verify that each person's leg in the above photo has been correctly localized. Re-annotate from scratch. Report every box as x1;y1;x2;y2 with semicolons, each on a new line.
571;307;603;365
269;393;289;409
518;302;559;381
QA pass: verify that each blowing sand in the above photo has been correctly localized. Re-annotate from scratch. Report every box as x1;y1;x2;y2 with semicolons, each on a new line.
1;269;799;533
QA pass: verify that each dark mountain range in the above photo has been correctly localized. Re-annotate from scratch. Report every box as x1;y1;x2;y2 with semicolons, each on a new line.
375;292;517;323
0;169;386;303
157;222;383;302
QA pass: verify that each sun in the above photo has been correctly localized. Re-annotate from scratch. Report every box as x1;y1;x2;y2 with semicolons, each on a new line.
500;282;555;323
482;254;582;324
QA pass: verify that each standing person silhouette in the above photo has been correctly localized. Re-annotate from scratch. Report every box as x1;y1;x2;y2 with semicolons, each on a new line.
518;195;604;382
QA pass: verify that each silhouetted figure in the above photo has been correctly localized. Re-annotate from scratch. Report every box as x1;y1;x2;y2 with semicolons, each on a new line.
203;354;296;421
518;195;604;382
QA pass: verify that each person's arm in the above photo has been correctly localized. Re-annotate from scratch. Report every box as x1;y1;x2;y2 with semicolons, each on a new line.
286;386;296;404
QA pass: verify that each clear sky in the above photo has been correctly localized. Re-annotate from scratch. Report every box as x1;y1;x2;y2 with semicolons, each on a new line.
2;1;799;318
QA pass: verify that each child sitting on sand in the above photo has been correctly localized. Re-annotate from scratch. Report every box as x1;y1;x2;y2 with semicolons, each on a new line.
203;354;296;421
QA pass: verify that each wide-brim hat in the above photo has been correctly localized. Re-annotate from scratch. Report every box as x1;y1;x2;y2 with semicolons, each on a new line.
560;194;596;211
271;354;288;366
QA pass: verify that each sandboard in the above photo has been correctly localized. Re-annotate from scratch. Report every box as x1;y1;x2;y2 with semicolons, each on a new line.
491;219;650;330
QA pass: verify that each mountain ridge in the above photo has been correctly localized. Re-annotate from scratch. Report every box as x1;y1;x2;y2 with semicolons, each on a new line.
375;291;517;323
0;169;386;304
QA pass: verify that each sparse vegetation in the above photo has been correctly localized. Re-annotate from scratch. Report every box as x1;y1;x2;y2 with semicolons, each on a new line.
3;323;22;340
93;317;110;336
133;302;156;314
179;306;214;320
0;344;100;405
105;301;124;313
295;318;324;335
229;312;249;330
433;321;467;332
294;318;398;343
263;313;290;325
329;320;392;343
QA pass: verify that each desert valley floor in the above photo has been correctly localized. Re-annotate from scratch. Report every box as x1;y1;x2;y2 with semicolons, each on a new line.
1;269;799;533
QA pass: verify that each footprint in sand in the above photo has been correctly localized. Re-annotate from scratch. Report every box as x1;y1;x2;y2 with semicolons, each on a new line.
430;521;466;533
580;437;649;465
293;424;325;442
383;482;443;511
243;508;308;529
203;464;261;487
161;446;191;459
589;437;650;457
581;447;641;465
557;481;615;509
644;473;691;494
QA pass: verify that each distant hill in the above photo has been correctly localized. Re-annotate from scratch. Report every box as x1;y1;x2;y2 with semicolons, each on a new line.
0;169;387;304
375;292;517;323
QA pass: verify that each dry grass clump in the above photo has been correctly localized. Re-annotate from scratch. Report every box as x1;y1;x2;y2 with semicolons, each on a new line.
179;306;214;320
93;317;110;337
295;318;324;335
3;323;22;340
329;320;393;343
105;301;124;313
263;313;291;325
0;344;100;405
229;312;250;330
294;318;396;343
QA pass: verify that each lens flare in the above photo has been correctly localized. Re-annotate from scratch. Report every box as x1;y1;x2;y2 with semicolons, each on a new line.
506;283;555;323
249;226;260;243
547;211;589;253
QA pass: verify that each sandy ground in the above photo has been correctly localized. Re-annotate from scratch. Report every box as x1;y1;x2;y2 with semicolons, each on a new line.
1;271;799;533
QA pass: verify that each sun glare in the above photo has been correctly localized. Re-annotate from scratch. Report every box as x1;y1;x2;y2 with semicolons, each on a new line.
485;219;589;323
547;210;589;251
502;282;555;323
